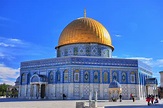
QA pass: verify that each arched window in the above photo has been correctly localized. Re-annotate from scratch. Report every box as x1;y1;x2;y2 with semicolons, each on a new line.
56;71;60;82
57;49;60;57
130;72;135;83
113;72;118;81
49;71;54;83
63;69;68;82
74;69;79;82
21;73;26;84
107;49;110;57
94;71;99;83
84;71;89;82
104;72;108;83
121;72;126;83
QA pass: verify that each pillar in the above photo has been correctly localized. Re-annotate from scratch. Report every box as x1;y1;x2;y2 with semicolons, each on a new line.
89;91;92;107
18;85;21;98
95;91;98;108
29;85;31;99
38;84;41;99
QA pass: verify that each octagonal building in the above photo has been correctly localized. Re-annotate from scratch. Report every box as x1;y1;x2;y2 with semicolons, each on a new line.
19;14;156;100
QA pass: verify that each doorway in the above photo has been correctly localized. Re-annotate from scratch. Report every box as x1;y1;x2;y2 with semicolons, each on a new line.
41;84;45;98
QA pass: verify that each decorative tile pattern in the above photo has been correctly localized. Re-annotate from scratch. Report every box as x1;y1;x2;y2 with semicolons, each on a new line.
19;44;153;100
83;84;90;97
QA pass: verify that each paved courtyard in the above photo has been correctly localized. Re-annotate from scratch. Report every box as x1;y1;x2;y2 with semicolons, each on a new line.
0;98;163;108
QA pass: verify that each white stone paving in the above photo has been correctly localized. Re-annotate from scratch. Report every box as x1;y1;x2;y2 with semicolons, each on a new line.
0;98;163;108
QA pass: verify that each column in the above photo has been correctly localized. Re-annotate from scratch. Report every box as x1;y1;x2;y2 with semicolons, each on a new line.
29;85;31;99
18;85;21;98
44;84;46;99
34;85;36;98
38;84;41;99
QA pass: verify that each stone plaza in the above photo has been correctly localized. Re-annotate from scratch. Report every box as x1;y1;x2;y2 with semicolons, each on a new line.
0;98;163;108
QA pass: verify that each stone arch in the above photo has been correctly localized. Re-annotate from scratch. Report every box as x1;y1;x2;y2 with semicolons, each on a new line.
30;74;40;83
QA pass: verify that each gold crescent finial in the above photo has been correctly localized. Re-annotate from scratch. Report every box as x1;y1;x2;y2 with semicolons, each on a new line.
84;9;86;17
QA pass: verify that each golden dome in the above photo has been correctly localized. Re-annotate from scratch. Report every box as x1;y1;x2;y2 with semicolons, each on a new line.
56;17;114;50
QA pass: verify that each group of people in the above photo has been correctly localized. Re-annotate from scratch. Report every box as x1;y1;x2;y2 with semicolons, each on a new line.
146;95;159;106
118;94;134;102
117;93;160;105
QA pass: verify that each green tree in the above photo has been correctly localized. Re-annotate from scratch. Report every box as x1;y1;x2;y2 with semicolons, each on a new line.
0;83;10;96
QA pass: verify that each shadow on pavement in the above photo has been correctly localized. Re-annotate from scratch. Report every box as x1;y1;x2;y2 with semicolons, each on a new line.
0;98;83;102
105;104;163;108
0;98;40;102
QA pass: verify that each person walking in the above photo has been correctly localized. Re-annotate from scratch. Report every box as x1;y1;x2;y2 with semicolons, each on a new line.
132;96;135;102
130;93;132;100
119;94;122;102
151;96;154;104
146;96;151;106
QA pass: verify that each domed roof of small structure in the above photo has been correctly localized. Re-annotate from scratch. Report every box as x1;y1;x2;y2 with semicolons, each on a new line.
109;80;121;88
15;76;20;83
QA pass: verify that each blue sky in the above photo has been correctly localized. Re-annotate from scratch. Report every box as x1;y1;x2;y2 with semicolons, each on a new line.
0;0;163;85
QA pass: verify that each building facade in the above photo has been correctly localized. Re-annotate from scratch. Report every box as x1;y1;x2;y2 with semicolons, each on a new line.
160;71;163;87
19;15;155;100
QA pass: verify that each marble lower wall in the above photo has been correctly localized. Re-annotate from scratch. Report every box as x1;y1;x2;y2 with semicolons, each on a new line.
19;83;146;100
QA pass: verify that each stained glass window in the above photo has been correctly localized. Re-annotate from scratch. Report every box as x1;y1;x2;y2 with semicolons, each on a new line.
104;72;108;83
74;69;79;82
113;72;117;81
84;71;89;82
64;70;68;82
130;72;135;83
107;50;110;57
49;71;54;83
57;49;60;57
94;71;98;83
56;71;60;82
122;72;126;82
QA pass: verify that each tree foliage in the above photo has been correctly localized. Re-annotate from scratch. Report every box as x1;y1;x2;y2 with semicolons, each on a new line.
0;83;11;96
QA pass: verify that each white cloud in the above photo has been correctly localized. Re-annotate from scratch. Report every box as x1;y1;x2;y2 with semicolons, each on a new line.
8;38;24;44
126;57;153;66
156;59;163;67
0;36;29;60
126;56;163;68
0;37;24;47
0;42;15;47
160;40;163;43
127;57;153;61
0;64;19;85
115;34;122;37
